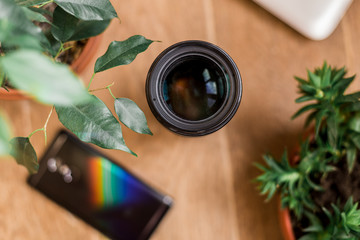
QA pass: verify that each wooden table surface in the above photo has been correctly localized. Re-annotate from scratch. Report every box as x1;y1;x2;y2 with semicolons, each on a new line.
1;0;360;239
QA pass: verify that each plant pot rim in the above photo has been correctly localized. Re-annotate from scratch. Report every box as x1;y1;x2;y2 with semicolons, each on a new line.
0;35;102;101
278;195;296;240
278;129;315;240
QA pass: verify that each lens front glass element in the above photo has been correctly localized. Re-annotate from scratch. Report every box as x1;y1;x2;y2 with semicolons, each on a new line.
162;57;227;121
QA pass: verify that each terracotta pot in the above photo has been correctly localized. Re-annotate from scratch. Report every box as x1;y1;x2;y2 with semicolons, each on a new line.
278;197;296;240
0;35;101;100
278;130;314;240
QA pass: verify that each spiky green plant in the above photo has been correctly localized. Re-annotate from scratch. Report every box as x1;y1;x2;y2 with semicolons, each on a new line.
255;62;360;238
255;140;334;218
299;197;360;240
292;62;360;172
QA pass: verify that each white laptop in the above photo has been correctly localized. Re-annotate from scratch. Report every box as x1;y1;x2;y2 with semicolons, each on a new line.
253;0;353;40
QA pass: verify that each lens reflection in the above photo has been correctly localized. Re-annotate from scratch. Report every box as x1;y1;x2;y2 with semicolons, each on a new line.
163;58;226;121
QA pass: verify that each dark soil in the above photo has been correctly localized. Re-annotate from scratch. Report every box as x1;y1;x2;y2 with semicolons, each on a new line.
291;156;360;239
57;39;88;65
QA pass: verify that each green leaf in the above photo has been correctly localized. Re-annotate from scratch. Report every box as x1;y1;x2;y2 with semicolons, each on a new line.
333;76;355;95
94;35;154;73
10;137;38;174
335;92;360;104
295;95;316;103
0;65;5;87
114;98;152;135
14;0;50;7
68;19;111;41
0;114;12;156
54;0;117;21
315;109;327;138
327;114;338;149
345;102;360;113
0;19;42;50
322;64;331;87
349;114;360;133
0;0;45;50
299;84;317;95
332;67;346;84
22;6;50;23
51;6;79;42
346;147;356;173
350;134;360;150
308;70;321;88
292;103;321;119
55;95;136;156
0;50;91;106
294;76;308;85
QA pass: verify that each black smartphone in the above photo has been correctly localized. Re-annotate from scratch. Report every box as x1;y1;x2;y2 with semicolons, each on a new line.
28;130;173;240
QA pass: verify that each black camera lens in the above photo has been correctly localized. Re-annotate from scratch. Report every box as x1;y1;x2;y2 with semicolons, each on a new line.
146;40;242;136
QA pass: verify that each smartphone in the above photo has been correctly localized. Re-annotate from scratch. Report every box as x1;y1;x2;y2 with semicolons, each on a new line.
28;130;173;240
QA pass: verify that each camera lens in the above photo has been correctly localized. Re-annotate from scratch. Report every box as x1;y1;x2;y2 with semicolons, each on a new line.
163;57;226;121
146;40;242;136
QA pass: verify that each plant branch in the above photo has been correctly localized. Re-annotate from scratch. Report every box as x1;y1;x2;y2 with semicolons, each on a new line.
88;82;115;93
107;85;116;99
28;128;44;139
43;106;54;145
87;73;96;90
54;42;64;60
28;106;54;145
38;0;54;8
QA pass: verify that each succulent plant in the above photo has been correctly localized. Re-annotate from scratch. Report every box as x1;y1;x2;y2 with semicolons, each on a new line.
255;62;360;238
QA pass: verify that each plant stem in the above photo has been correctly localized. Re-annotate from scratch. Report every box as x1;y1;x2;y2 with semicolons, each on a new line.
28;128;44;139
38;0;54;8
28;106;54;145
54;42;64;60
87;73;96;90
89;82;115;93
43;106;54;145
107;86;117;99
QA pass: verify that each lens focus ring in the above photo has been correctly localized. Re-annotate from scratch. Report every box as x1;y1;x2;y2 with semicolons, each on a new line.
146;40;242;136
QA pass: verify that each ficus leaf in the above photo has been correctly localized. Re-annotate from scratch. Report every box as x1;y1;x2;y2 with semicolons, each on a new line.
94;35;154;73
10;137;38;174
54;0;117;21
0;0;45;50
51;6;79;42
14;0;50;7
55;95;136;156
22;6;50;24
68;19;111;41
114;98;152;135
0;49;91;105
0;114;12;156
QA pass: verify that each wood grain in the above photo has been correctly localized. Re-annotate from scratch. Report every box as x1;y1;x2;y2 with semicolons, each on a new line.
1;0;360;239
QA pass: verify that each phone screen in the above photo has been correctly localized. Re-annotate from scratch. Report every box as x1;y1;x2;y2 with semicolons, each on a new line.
28;131;172;240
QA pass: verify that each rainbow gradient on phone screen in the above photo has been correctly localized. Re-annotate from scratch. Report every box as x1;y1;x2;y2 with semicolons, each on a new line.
88;156;140;209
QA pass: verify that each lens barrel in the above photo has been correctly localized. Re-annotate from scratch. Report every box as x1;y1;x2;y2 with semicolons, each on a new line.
146;40;242;136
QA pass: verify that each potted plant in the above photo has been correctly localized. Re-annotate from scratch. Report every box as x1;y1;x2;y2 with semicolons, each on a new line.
0;0;154;173
255;62;360;239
